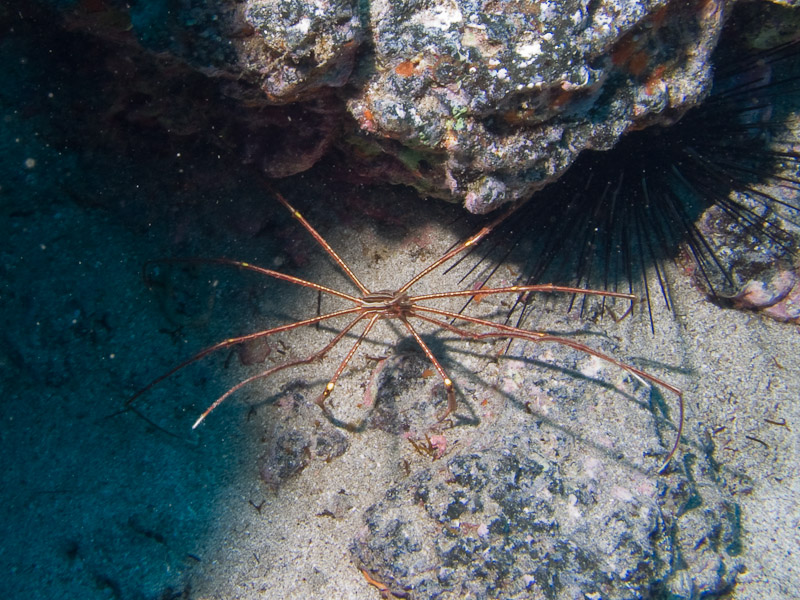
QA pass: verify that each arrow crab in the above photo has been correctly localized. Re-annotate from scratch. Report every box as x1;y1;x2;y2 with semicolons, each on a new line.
130;191;683;472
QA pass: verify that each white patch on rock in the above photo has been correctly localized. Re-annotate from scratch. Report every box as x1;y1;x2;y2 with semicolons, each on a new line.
292;16;311;35
414;2;463;31
516;40;542;59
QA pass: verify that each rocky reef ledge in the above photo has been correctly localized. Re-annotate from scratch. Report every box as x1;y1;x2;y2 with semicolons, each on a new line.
42;0;730;212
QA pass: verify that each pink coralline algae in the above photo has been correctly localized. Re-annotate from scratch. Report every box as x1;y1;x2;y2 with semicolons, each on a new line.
729;269;800;323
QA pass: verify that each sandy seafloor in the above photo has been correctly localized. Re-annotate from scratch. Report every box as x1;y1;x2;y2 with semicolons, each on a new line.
2;22;799;600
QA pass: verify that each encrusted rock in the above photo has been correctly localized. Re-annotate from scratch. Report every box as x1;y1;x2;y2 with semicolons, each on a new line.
344;0;725;212
53;0;730;212
238;0;364;103
259;384;350;490
352;428;742;599
693;192;800;323
350;333;742;598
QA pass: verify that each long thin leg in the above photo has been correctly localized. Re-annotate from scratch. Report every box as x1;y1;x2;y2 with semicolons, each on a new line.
274;192;371;295
128;306;363;406
146;257;361;304
315;313;381;412
397;201;523;294
399;317;457;422
412;305;682;396
410;308;682;472
409;283;636;304
193;312;370;427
